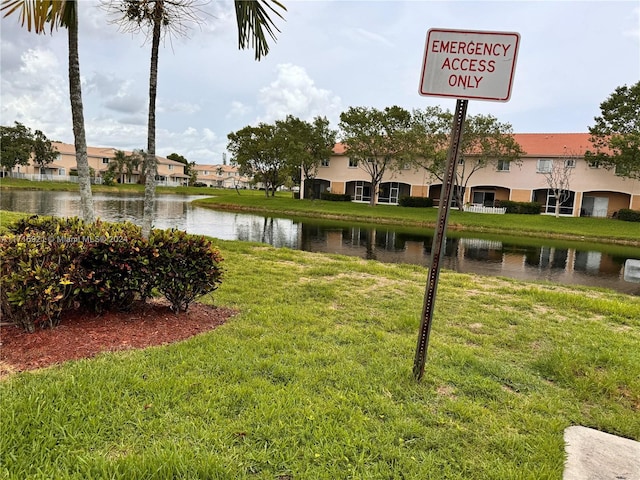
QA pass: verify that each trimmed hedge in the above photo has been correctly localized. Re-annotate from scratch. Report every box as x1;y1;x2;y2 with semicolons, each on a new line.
495;200;542;215
320;192;351;202
617;209;640;222
399;196;434;208
1;216;224;332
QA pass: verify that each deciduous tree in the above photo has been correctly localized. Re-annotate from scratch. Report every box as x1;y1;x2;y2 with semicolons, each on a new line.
411;109;524;210
276;115;337;199
339;106;413;206
0;122;57;173
586;81;640;180
540;150;577;218
227;123;286;197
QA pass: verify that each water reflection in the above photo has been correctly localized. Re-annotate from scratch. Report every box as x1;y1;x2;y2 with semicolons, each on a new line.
2;190;639;295
297;222;640;295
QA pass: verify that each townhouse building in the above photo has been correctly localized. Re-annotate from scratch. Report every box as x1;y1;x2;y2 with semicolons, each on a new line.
302;133;640;217
10;142;189;186
192;164;252;189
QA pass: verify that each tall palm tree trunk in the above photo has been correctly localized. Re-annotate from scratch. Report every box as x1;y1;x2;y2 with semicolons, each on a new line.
141;0;162;239
67;1;94;223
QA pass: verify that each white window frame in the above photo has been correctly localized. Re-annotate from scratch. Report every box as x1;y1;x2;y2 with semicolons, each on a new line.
348;158;358;168
497;160;510;172
537;159;553;173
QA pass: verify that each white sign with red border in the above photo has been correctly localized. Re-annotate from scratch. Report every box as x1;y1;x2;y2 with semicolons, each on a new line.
419;28;520;102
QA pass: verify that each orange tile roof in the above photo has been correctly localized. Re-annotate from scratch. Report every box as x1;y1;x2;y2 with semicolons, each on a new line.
52;142;183;165
512;133;592;157
333;133;595;157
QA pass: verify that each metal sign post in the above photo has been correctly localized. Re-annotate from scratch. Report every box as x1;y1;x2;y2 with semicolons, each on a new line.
413;98;467;380
413;28;519;380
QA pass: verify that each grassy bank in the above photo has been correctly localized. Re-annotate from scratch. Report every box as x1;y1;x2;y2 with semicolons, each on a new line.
2;177;639;245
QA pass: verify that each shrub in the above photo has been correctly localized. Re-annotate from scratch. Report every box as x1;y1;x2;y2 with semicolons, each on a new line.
320;192;351;202
617;209;640;222
0;233;80;332
496;200;542;215
77;222;156;312
2;217;226;331
150;229;224;313
399;196;434;208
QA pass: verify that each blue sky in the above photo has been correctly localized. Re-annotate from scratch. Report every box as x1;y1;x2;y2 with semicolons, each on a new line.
1;0;638;165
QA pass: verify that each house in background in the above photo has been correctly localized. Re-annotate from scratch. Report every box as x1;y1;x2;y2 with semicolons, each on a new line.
192;164;252;189
9;142;189;187
303;133;640;217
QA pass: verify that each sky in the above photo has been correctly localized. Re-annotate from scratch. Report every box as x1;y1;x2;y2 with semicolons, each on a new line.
1;0;639;165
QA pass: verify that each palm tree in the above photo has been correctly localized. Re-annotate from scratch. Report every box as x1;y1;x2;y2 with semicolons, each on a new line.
104;0;286;238
2;0;95;222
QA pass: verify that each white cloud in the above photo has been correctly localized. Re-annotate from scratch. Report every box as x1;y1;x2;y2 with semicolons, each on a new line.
257;63;342;124
227;100;252;119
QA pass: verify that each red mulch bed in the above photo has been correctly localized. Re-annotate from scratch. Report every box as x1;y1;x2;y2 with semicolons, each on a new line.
0;299;236;377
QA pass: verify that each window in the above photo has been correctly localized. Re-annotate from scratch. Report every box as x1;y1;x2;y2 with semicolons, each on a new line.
564;158;576;168
497;160;510;172
537;159;552;173
348;158;358;168
168;165;173;171
472;191;495;207
321;158;330;167
588;159;601;169
102;158;110;164
59;168;66;176
203;170;209;175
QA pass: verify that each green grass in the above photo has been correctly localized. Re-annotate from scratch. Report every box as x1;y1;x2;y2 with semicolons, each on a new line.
1;238;639;479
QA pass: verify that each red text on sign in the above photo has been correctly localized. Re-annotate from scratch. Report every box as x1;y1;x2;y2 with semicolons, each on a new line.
431;40;512;57
440;57;495;73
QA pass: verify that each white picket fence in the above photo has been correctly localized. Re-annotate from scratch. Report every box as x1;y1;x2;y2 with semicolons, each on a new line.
463;204;507;214
6;172;182;187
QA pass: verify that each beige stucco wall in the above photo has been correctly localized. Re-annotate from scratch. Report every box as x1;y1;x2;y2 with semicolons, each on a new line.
16;143;187;182
315;151;640;215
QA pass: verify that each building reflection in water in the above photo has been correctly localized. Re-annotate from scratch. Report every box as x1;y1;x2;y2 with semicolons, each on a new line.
298;222;639;296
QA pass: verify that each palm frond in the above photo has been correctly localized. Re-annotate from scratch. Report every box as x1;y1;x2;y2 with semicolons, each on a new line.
235;0;286;61
1;0;71;33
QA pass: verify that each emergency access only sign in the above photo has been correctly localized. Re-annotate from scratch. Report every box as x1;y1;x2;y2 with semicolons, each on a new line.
419;28;520;102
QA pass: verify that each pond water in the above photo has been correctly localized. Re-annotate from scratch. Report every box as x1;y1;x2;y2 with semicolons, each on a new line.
2;190;639;296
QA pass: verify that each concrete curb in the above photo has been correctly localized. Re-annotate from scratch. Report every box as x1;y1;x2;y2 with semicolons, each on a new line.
563;426;640;480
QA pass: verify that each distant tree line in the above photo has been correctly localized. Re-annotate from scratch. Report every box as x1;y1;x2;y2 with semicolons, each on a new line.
0;121;57;173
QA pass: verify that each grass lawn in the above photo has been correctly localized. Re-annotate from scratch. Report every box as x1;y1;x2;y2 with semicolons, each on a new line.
1;238;639;479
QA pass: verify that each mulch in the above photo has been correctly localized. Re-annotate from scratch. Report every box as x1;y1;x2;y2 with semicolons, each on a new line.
0;299;236;376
